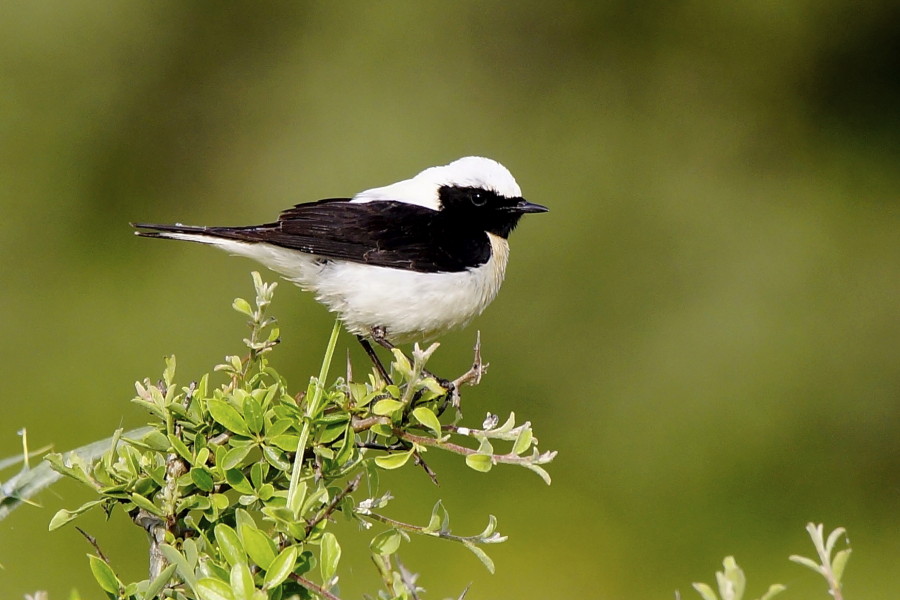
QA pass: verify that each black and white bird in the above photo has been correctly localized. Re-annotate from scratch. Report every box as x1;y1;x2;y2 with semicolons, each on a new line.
133;156;547;361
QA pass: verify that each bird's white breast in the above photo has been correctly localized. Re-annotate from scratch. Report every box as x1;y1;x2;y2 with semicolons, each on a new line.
194;234;511;343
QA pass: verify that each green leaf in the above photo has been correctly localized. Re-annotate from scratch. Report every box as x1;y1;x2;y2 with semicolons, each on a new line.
426;500;449;533
88;554;120;594
526;463;553;485
160;544;198;591
512;427;533;455
130;492;165;516
374;450;413;470
233;297;254;317
230;562;256;600
692;582;718;600
263;546;299;589
369;528;402;555
287;480;307;517
269;433;300;452
461;540;495;574
208;398;251;436
832;548;851;582
167;433;193;463
372;399;405;416
412;406;442;435
48;500;103;531
222;445;254;470
141;430;171;451
319;531;341;582
465;454;494;473
240;523;277;570
390;349;413;378
788;554;823;574
191;467;215;492
215;524;245;566
196;577;236;600
760;584;787;600
242;396;265;434
225;469;255;494
143;562;177;600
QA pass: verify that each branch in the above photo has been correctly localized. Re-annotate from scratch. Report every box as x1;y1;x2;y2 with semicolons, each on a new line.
290;573;344;600
305;474;362;535
396;430;557;468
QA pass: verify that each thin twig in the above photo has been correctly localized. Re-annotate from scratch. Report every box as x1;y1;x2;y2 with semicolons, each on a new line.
76;526;110;564
351;415;390;433
290;573;345;600
412;449;440;486
447;332;488;408
305;474;362;535
395;557;422;600
396;430;556;467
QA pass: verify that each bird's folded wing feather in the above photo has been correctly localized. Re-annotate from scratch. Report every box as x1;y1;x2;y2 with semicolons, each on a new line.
211;199;489;273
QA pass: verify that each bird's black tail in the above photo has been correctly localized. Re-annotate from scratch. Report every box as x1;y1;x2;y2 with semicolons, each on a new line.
131;222;276;244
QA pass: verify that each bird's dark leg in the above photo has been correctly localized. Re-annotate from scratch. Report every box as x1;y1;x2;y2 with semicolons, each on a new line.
356;335;392;384
371;327;456;406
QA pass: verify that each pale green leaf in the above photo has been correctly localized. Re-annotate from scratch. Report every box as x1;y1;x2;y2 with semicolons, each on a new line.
788;554;823;574
130;492;164;517
191;467;214;492
369;528;402;555
88;555;120;594
320;531;341;581
412;406;442;435
233;297;253;316
48;500;103;531
196;577;235;600
825;526;846;556
372;399;404;416
143;563;177;600
832;548;851;582
374;450;413;470
230;562;255;600
461;540;495;574
222;445;254;470
465;454;493;472
240;523;276;570
263;546;299;589
242;396;264;434
759;583;787;600
160;544;197;590
208;398;251;436
215;524;245;566
512;427;533;455
691;582;718;600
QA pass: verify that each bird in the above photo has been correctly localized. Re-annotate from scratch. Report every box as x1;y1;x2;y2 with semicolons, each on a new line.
133;156;547;377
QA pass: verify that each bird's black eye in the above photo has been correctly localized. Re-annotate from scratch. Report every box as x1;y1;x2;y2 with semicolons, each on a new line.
470;191;486;207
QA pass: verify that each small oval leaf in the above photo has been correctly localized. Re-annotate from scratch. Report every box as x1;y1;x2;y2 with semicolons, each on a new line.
412;406;442;435
374;450;413;470
369;528;402;555
264;546;299;589
208;398;251;436
191;467;215;492
320;531;341;582
240;523;277;570
372;399;404;416
196;577;236;600
215;524;245;566
465;454;494;473
230;561;255;600
88;555;120;594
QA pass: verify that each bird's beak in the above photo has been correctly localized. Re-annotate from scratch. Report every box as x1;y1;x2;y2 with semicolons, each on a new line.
514;199;549;213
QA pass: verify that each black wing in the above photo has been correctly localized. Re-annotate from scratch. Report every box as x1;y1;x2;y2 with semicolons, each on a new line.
135;198;492;273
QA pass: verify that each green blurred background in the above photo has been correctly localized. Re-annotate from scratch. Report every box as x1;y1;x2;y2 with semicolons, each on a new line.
2;2;898;598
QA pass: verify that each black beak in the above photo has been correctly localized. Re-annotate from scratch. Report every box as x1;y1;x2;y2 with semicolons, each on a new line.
514;199;549;213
